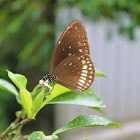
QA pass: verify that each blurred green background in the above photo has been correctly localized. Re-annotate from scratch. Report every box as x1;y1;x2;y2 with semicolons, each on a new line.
0;0;140;136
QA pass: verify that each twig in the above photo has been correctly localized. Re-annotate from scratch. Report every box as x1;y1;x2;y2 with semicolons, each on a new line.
14;109;24;125
12;113;27;140
0;109;25;139
0;118;33;139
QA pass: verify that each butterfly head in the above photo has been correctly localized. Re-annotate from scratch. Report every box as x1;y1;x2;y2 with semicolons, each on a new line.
39;74;57;85
39;74;57;93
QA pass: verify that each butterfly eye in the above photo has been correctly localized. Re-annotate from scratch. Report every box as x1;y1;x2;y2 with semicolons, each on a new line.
42;77;46;81
40;20;95;93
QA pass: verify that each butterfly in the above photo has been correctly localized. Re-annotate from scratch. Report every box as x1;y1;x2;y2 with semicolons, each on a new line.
39;20;95;94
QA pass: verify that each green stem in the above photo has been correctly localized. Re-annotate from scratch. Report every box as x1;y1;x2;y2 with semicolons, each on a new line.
0;114;32;139
0;109;24;139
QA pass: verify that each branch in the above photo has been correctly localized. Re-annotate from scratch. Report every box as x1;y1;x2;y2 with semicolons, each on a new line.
14;109;24;125
0;118;33;139
12;112;27;139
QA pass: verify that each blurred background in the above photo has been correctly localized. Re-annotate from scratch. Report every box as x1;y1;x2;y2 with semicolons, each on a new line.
0;0;140;140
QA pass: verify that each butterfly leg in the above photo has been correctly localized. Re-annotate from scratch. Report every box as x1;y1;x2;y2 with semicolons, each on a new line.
39;79;52;95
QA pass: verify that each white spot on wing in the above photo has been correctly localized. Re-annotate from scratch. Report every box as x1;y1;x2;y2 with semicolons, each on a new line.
77;86;82;89
69;62;72;66
89;76;92;78
78;82;83;87
59;41;61;44
83;65;88;69
82;70;88;73
81;56;85;59
89;80;92;83
81;73;87;77
79;79;85;84
68;53;72;56
80;76;86;80
82;60;86;64
79;49;82;52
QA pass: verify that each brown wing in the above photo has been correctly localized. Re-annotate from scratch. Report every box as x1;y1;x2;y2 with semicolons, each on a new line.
49;20;90;74
53;54;95;93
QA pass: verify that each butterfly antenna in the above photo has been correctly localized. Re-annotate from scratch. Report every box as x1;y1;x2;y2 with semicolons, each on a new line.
27;76;42;86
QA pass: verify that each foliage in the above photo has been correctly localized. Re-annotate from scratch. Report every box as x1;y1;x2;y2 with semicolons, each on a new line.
0;70;120;139
59;0;140;39
0;0;140;79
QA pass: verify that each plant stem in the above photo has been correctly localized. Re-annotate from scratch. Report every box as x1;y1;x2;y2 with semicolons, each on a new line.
12;113;27;140
0;109;24;139
0;118;33;139
14;109;24;125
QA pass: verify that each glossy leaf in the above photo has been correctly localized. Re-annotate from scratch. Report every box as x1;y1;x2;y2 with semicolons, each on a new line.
31;93;44;118
40;84;70;109
15;110;25;119
16;94;22;105
95;69;111;78
31;84;49;100
0;78;18;96
91;107;106;115
7;70;27;91
20;90;32;118
53;115;121;135
49;89;105;108
28;131;58;140
31;84;42;100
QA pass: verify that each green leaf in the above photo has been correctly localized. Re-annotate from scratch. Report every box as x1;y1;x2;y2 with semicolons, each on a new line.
31;84;49;100
28;131;58;140
40;84;70;109
49;89;105;110
31;93;44;118
53;115;121;135
95;69;111;78
31;84;42;100
15;110;25;119
16;94;22;105
20;90;32;118
0;78;18;96
91;107;106;115
7;70;27;91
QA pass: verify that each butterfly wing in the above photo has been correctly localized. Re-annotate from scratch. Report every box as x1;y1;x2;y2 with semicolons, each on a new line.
53;54;95;93
49;20;90;74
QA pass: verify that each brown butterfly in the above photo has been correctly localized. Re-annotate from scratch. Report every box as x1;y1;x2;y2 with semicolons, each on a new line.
39;20;95;93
